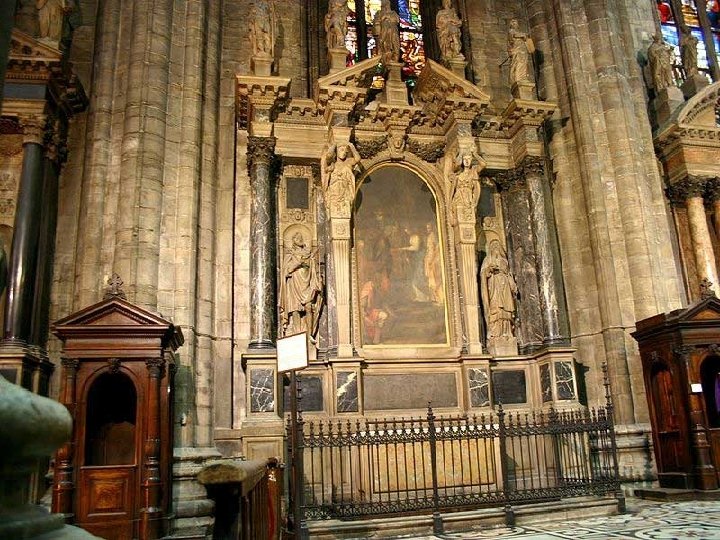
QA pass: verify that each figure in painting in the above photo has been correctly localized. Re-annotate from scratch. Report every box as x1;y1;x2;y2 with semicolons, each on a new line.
325;0;349;51
321;142;362;218
679;25;699;78
279;232;324;338
37;0;74;42
424;222;444;304
508;18;534;86
373;0;401;66
451;149;485;223
249;0;275;58
360;278;390;344
480;240;517;340
436;0;464;63
647;33;675;91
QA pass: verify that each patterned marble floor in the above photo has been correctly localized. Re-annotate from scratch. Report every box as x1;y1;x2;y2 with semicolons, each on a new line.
403;500;720;539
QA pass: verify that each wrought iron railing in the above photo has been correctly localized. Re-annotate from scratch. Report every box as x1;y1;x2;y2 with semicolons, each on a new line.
287;381;622;536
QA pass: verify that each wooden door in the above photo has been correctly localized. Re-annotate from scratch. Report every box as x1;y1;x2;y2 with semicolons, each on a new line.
77;466;136;540
651;367;685;475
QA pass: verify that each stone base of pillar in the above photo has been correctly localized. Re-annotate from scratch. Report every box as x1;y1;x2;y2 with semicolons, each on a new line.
446;56;467;79
251;54;273;77
383;61;408;106
170;447;222;539
488;336;519;357
328;47;349;74
655;86;685;125
511;80;536;100
0;341;53;396
681;74;709;99
614;423;656;483
241;419;285;462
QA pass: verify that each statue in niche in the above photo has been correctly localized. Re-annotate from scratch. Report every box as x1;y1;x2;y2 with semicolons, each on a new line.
279;232;324;338
508;18;534;86
436;0;464;63
480;240;517;340
249;0;275;58
647;33;675;91
372;0;400;66
321;142;361;218
325;0;349;51
450;149;485;223
679;25;699;78
36;0;74;42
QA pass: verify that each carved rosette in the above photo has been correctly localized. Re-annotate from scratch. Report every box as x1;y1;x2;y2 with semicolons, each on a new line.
666;175;710;206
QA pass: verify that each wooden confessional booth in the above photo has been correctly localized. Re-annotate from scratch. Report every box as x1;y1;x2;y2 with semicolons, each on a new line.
50;288;183;540
633;294;720;490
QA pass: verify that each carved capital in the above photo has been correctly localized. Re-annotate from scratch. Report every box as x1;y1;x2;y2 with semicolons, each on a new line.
673;345;695;362
707;344;720;356
705;177;720;203
19;115;46;145
61;357;80;371
146;357;166;378
666;175;710;205
247;136;277;172
520;155;545;177
493;168;526;192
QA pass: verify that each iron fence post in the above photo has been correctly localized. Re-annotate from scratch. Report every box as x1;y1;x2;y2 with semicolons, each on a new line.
549;405;563;487
427;403;443;534
497;404;515;526
603;363;626;513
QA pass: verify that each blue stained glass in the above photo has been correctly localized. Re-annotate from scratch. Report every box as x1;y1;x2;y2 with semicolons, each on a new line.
398;0;410;23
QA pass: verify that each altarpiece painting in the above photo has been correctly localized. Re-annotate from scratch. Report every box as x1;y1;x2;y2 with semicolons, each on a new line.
354;165;449;346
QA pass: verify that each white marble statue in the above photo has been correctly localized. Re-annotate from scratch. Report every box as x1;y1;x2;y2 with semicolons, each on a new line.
680;25;699;78
321;142;361;218
508;18;534;86
325;0;349;51
249;0;275;58
36;0;72;42
436;0;464;62
279;232;324;338
480;240;517;340
372;0;400;66
451;149;485;223
647;33;675;91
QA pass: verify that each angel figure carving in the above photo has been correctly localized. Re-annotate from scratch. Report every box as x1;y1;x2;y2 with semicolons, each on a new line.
436;0;464;62
508;18;535;85
279;232;324;338
373;0;401;66
321;142;362;218
249;0;275;58
325;0;349;51
450;149;485;223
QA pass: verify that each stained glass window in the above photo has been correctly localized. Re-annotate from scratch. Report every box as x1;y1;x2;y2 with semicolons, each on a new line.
398;0;425;83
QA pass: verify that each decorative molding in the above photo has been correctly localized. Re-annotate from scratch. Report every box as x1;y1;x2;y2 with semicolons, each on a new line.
407;138;445;162
354;135;387;159
107;358;121;374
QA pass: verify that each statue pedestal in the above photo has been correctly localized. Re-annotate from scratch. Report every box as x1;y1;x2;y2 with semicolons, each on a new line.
328;47;349;75
511;80;536;100
446;56;467;79
251;54;273;77
383;61;408;106
655;85;685;125
681;74;709;99
488;336;519;357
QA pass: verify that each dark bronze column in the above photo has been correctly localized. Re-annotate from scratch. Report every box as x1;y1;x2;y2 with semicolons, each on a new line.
522;157;570;345
247;136;278;350
4;115;47;343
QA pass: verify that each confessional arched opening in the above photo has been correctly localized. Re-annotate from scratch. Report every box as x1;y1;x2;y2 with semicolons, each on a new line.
701;356;720;428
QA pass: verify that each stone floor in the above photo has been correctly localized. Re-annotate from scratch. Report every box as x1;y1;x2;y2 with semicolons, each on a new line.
403;500;720;539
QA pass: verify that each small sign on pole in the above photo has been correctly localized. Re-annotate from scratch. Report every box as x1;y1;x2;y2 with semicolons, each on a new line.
277;332;309;373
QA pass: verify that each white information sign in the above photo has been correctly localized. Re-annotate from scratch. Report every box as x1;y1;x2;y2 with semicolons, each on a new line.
277;332;309;373
691;383;703;393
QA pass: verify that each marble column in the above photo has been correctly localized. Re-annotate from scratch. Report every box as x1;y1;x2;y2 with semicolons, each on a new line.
4;115;46;343
708;178;720;246
247;136;278;349
522;157;570;345
671;176;719;294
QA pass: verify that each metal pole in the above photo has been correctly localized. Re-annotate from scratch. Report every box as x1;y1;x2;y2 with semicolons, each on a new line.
498;403;515;526
602;363;626;513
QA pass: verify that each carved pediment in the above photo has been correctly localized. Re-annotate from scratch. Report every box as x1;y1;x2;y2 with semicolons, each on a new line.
6;29;62;84
679;296;720;323
655;81;720;149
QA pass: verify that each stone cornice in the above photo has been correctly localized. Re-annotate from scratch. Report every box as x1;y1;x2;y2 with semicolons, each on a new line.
236;75;291;131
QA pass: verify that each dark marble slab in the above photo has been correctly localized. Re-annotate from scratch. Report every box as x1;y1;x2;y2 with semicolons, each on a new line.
286;177;309;209
284;374;324;412
336;371;359;413
468;368;490;407
555;361;576;400
250;368;275;413
492;370;527;406
540;363;552;403
364;373;457;410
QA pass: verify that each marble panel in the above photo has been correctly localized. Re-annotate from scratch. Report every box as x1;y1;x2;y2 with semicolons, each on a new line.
250;368;275;413
364;373;457;410
283;375;324;412
540;363;552;402
492;370;527;405
336;371;359;413
555;361;576;400
468;368;490;407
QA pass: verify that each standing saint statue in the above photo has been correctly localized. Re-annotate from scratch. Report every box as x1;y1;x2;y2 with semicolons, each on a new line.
321;142;361;218
279;232;324;338
325;0;349;51
36;0;73;42
480;240;517;340
680;25;699;78
450;149;485;223
647;33;675;91
508;18;534;86
249;0;275;58
436;0;464;63
372;0;400;66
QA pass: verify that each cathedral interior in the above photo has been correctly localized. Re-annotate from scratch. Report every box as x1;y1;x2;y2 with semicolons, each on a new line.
1;0;720;538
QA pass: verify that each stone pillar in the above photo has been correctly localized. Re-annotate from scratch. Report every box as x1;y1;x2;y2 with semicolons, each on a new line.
247;136;278;350
3;115;46;343
670;176;719;294
140;357;165;539
330;217;352;358
522;157;569;345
